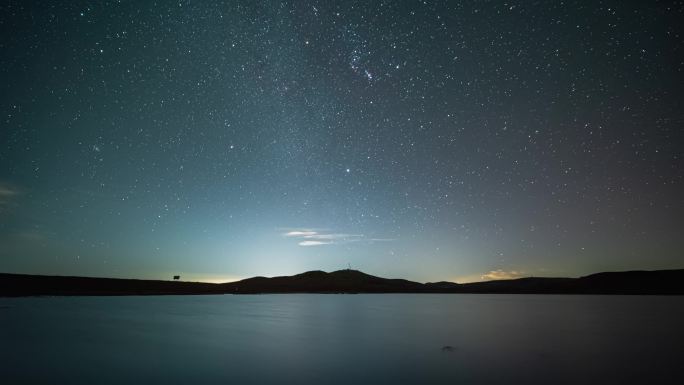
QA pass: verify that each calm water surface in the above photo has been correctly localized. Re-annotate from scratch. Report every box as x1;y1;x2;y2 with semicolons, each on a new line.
1;294;683;384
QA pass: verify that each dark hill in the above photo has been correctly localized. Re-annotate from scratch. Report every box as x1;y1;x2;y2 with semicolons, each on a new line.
0;273;220;296
450;270;684;294
2;268;684;296
221;269;425;293
424;281;461;290
575;269;684;294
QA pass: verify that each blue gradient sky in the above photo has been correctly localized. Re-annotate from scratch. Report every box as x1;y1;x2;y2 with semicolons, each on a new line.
1;1;682;283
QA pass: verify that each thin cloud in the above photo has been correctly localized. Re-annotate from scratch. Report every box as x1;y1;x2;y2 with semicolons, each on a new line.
481;269;526;281
0;184;18;200
0;182;20;213
304;233;363;240
299;240;332;247
282;228;395;247
284;231;317;237
282;228;370;247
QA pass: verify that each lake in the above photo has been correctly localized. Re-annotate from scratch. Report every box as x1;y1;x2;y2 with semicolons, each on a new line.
1;294;682;384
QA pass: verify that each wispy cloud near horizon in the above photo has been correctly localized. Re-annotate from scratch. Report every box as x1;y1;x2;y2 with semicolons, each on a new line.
282;228;376;247
298;240;332;247
284;230;318;237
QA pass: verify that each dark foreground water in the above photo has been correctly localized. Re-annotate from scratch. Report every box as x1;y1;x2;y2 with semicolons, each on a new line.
1;294;683;384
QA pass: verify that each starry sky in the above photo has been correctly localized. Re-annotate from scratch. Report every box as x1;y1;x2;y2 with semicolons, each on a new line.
1;1;683;283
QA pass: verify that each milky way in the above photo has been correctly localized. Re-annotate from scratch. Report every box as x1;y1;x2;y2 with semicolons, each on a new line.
1;1;682;282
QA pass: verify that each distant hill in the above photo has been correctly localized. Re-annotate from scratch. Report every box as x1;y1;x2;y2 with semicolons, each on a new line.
2;268;684;296
220;270;425;294
0;274;220;296
453;269;684;294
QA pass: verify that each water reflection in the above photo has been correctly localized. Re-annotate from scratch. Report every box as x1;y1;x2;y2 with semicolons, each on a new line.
1;294;682;384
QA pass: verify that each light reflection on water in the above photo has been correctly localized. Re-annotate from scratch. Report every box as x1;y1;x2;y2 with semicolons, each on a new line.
1;294;682;384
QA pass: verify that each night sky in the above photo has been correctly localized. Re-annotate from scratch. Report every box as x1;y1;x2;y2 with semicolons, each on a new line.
1;1;682;283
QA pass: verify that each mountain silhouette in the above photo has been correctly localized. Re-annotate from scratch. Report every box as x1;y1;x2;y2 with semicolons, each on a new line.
2;268;684;296
221;269;425;294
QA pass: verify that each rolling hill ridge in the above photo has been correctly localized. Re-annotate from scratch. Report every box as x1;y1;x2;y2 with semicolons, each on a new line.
2;268;684;296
